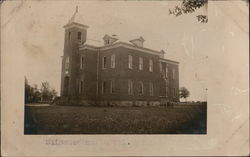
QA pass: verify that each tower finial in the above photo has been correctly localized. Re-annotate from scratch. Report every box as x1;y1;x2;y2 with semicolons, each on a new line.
76;6;78;13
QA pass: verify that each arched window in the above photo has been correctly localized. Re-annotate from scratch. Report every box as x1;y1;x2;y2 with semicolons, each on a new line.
138;81;144;95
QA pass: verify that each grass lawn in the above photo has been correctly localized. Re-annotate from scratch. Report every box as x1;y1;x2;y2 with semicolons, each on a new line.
24;104;206;134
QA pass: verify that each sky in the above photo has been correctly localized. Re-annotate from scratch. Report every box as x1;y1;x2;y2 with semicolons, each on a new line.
2;0;248;101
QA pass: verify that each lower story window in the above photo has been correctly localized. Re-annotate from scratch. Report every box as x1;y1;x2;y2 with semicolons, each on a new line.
166;86;169;97
138;81;143;95
79;80;84;94
149;82;154;96
102;81;107;94
110;80;115;93
128;80;133;95
173;88;176;97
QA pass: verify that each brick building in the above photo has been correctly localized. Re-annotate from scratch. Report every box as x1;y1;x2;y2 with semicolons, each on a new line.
60;8;179;106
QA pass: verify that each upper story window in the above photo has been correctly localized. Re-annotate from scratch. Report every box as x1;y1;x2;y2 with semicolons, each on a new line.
172;68;176;79
102;81;107;94
111;54;115;68
159;63;163;73
139;57;143;70
128;80;133;95
128;55;133;69
165;66;169;78
65;56;70;70
105;40;110;45
149;59;153;72
77;32;82;41
138;81;144;95
80;55;84;69
68;32;71;40
102;56;107;69
110;80;115;94
149;82;154;96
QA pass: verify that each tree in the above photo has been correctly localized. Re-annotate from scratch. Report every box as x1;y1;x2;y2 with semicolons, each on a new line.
169;0;208;23
25;77;41;103
25;77;32;103
169;0;249;23
40;81;58;102
179;87;190;102
50;88;58;100
25;77;57;104
40;81;51;102
32;84;41;102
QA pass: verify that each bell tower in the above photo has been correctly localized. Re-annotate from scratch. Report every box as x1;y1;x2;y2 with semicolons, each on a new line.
60;6;88;97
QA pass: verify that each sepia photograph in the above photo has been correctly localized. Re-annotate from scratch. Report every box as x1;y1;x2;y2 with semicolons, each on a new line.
1;0;249;156
23;1;210;135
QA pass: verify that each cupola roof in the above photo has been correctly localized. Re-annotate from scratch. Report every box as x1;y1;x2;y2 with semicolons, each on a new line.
64;6;88;29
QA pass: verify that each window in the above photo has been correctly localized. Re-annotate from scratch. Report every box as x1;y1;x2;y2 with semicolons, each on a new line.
80;55;84;69
111;54;115;68
110;80;115;93
128;80;133;95
68;32;71;40
172;68;176;79
173;88;176;97
139;57;143;70
102;81;107;94
77;32;82;41
65;56;70;70
102;57;107;69
166;86;169;97
165;66;169;78
138;81;144;95
149;82;154;96
128;55;133;69
79;80;84;94
159;63;163;72
105;40;110;45
149;59;153;72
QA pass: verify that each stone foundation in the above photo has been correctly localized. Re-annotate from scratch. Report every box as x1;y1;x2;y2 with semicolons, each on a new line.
54;98;161;107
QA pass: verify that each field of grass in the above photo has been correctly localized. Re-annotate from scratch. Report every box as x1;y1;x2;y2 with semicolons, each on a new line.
24;104;206;134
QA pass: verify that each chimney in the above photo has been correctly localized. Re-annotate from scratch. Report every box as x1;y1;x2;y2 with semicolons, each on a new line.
103;34;118;46
129;36;145;47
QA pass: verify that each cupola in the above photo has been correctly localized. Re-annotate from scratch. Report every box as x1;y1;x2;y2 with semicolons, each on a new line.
103;34;119;46
129;36;145;47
